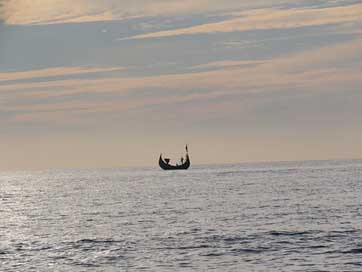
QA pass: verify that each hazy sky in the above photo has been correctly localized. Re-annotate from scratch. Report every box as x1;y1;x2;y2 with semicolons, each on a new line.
0;0;361;170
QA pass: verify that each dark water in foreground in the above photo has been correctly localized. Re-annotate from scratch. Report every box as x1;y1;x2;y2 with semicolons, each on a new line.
1;160;362;271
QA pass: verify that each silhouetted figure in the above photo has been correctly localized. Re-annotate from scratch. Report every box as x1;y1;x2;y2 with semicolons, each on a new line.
181;157;184;164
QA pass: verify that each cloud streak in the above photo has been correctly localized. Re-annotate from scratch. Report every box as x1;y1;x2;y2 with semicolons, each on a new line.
3;0;352;26
0;0;262;25
125;4;362;40
0;66;124;82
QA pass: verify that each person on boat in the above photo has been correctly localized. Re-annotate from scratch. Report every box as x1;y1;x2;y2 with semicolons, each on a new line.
181;157;184;164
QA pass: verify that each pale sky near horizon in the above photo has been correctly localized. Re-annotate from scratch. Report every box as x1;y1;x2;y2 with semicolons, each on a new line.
0;0;362;170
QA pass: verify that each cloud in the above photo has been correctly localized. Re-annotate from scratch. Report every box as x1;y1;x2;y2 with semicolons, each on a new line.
125;4;362;40
0;66;124;82
1;0;112;25
0;0;264;25
3;0;345;26
2;39;361;95
1;38;361;124
191;60;266;70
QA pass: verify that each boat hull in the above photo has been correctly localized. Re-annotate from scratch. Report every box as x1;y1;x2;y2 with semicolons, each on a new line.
159;154;190;170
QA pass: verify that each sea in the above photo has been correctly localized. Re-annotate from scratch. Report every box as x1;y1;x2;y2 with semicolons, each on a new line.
1;159;362;271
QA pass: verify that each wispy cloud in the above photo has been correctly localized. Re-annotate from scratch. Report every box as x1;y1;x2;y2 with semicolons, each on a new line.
191;60;266;70
0;0;260;25
1;38;361;124
0;66;124;82
125;4;362;40
3;0;350;26
2;38;361;94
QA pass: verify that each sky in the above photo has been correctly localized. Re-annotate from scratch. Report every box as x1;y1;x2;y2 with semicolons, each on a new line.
0;0;361;170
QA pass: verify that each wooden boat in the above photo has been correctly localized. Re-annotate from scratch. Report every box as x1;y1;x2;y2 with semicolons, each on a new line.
159;145;190;170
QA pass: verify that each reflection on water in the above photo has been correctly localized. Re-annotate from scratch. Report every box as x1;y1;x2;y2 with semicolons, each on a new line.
1;160;362;271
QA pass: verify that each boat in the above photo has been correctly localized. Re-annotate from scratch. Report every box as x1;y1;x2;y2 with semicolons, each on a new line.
159;145;190;170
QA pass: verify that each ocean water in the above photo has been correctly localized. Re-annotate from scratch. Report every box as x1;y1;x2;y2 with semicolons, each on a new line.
1;160;362;271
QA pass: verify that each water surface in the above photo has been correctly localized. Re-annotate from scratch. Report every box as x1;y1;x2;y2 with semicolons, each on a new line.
1;160;362;271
